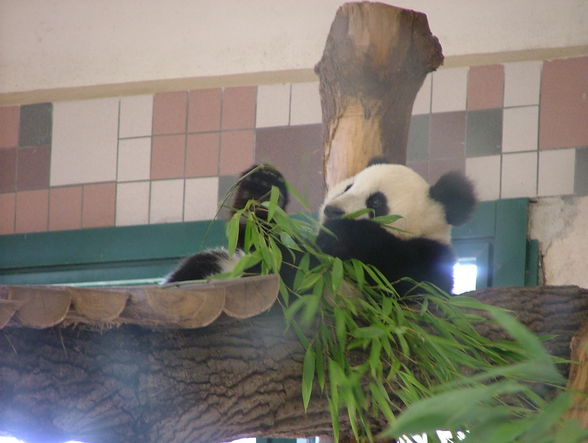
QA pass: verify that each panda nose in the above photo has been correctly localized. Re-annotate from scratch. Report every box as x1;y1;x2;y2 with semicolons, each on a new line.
324;205;345;220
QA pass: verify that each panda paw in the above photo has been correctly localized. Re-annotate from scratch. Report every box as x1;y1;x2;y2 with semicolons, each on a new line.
232;164;289;213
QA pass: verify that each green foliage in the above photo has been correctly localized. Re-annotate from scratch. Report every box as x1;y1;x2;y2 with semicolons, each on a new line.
220;179;586;442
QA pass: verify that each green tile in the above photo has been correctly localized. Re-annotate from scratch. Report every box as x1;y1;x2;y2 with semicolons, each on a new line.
19;103;52;146
466;108;502;157
575;147;588;195
407;115;429;161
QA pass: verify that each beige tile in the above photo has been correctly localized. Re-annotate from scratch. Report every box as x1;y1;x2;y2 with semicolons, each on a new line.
431;67;468;113
184;177;219;221
465;155;501;201
49;186;82;231
116;181;150;226
501;152;538;198
150;179;184;224
15;189;49;233
119;95;153;138
412;74;432;115
117;137;151;182
538;149;576;196
290;82;322;125
502;106;539;152
257;84;291;127
82;183;116;228
504;61;542;107
51;98;119;186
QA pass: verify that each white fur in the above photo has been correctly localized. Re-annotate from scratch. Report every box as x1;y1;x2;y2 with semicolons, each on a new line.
320;164;451;244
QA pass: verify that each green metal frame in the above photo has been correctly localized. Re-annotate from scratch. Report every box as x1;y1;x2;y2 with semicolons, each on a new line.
452;198;538;288
0;220;226;285
0;198;537;287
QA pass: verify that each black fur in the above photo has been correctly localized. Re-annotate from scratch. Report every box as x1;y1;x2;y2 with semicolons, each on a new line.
166;249;229;282
429;171;477;226
317;218;456;294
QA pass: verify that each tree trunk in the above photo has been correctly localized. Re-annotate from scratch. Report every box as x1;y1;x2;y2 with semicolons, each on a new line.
315;2;443;189
1;286;587;443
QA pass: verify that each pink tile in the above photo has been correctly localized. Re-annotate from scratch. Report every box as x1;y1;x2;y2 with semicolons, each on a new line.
222;87;256;130
153;91;187;135
17;146;50;190
151;135;186;179
467;65;504;110
15;189;49;233
220;130;255;175
49;186;82;231
188;89;221;132
186;133;219;177
0;106;20;148
82;183;115;228
0;193;16;234
540;57;588;149
0;148;16;193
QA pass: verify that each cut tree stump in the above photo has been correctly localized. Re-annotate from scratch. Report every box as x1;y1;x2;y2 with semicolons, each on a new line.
315;2;443;188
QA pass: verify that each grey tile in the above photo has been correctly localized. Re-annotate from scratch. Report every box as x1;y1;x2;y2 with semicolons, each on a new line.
466;108;502;157
575;147;588;195
407;115;429;161
217;175;239;220
19;103;52;146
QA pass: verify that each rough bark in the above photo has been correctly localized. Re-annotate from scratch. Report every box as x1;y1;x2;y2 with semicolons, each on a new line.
315;2;443;188
1;286;587;443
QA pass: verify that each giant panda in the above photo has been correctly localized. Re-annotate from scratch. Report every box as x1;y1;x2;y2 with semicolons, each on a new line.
165;160;476;295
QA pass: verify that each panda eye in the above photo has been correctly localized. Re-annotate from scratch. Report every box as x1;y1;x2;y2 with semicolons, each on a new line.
366;192;388;218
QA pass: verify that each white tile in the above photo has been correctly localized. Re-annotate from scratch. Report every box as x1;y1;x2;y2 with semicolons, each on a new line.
538;149;576;196
117;137;151;182
116;181;150;226
290;81;322;125
412;73;432;115
502;106;539;152
150;179;184;224
256;84;290;128
504;61;542;107
51;98;119;186
501;152;538;198
119;95;153;138
431;67;468;113
184;177;219;221
465;155;501;201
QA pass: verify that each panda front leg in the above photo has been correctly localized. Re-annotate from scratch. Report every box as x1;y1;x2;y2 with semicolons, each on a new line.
164;164;289;283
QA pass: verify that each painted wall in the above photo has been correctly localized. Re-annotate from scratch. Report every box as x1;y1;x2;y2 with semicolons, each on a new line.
1;0;588;93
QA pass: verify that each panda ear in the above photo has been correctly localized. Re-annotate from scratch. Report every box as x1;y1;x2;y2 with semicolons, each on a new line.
429;171;477;226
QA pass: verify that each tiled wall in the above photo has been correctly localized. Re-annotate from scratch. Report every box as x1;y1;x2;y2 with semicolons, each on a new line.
0;56;587;235
408;57;588;201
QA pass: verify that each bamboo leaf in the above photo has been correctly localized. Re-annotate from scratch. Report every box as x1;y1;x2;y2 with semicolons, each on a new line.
302;345;316;411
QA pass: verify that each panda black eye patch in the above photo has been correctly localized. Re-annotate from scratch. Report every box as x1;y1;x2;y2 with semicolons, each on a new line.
366;191;388;218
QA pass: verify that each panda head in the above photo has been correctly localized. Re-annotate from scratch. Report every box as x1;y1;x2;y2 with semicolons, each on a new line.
320;162;476;244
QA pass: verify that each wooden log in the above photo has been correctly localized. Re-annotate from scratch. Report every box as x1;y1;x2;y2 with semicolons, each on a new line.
1;286;587;443
566;324;588;427
315;2;443;188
